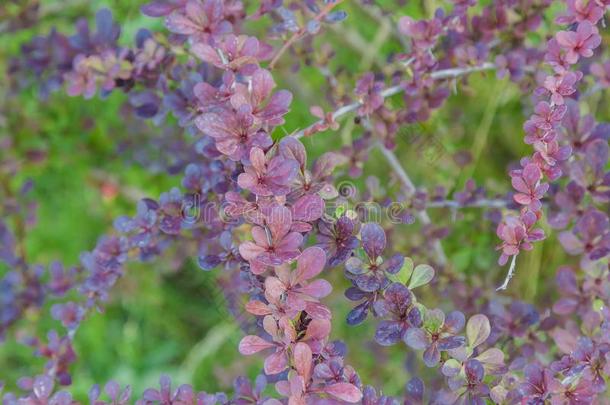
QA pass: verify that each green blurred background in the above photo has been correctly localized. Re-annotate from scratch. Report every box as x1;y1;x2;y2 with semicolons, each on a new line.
1;0;606;401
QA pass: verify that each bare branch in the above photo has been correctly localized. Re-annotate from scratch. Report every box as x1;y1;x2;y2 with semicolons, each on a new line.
427;199;509;209
376;141;448;267
292;62;496;139
496;254;518;291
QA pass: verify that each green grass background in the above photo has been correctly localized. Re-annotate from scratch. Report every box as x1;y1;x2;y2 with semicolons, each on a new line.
1;0;608;401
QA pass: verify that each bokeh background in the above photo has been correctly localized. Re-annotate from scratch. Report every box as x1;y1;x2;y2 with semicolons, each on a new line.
1;0;607;401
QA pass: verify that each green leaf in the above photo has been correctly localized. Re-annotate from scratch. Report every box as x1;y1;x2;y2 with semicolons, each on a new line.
475;348;505;374
466;314;491;348
335;205;346;218
424;308;445;332
387;257;414;284
408;264;435;289
440;359;462;377
593;298;604;312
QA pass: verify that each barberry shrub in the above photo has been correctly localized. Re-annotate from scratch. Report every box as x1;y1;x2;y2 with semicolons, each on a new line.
1;0;610;404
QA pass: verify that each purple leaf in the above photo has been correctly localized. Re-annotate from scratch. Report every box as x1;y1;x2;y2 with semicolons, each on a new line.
296;247;326;283
404;328;429;350
292;194;324;222
437;335;466;351
141;1;183;17
347;302;369;325
325;10;348;23
33;376;54;400
375;320;403;346
422;344;440;367
405;377;424;403
361;223;386;260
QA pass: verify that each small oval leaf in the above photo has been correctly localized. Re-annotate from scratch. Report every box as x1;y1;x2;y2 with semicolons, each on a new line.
466;314;491;348
408;264;435;289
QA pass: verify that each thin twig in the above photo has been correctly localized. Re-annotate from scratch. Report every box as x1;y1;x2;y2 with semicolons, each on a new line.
269;0;345;70
496;254;518;291
376;141;448;267
427;199;508;209
292;62;496;139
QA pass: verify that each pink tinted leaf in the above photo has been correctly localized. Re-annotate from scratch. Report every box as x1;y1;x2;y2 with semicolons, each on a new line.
263;315;278;337
238;241;265;261
304;302;332;319
514;193;532;205
296;247;326;283
279;137;307;170
239;335;274;355
304;319;331;341
522;164;541;187
550;328;579;354
251;68;275;107
275;380;290;397
511;177;528;193
251;226;270;247
553;298;578;315
298;279;332;299
558;232;584;255
265;277;286;300
275;232;303;253
250;260;268;275
267;205;293;241
165;12;198;35
264;350;288;375
397;16;415;36
312;152;347;179
245;300;271;316
291;194;324;222
250;147;266;172
262;90;292;124
191;43;219;64
293;342;313;380
291;221;312;233
237;172;258;192
310;106;324;119
324;383;362;403
141;1;180;17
